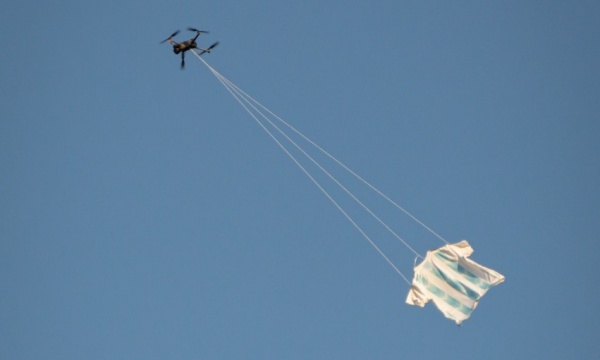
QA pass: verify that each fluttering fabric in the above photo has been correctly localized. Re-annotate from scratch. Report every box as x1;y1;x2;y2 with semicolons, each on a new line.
406;240;505;324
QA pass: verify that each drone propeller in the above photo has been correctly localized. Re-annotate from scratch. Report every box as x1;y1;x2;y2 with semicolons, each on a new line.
187;27;209;34
160;30;180;43
198;41;219;55
206;41;219;51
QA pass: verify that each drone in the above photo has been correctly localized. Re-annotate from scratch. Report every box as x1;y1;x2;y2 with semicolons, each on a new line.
161;28;219;69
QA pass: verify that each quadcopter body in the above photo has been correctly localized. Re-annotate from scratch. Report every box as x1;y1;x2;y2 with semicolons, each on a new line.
161;28;219;69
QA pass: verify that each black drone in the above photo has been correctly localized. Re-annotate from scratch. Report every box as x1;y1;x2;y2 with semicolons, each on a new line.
161;28;219;69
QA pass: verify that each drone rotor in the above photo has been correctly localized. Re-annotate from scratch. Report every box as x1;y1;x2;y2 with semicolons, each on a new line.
187;27;209;34
160;30;180;43
198;41;219;55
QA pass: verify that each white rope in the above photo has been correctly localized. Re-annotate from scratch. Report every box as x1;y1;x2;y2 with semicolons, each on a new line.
191;50;411;284
206;68;449;246
205;65;423;259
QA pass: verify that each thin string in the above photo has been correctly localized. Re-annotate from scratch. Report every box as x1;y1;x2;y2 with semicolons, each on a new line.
208;66;449;246
191;50;413;283
205;62;422;259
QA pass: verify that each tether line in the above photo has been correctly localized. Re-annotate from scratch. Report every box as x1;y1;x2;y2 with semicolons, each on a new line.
190;50;456;283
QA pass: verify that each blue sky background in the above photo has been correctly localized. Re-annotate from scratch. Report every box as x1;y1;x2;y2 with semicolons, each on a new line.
2;1;599;359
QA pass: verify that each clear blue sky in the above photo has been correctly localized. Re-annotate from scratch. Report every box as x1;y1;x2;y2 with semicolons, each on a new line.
2;1;599;359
